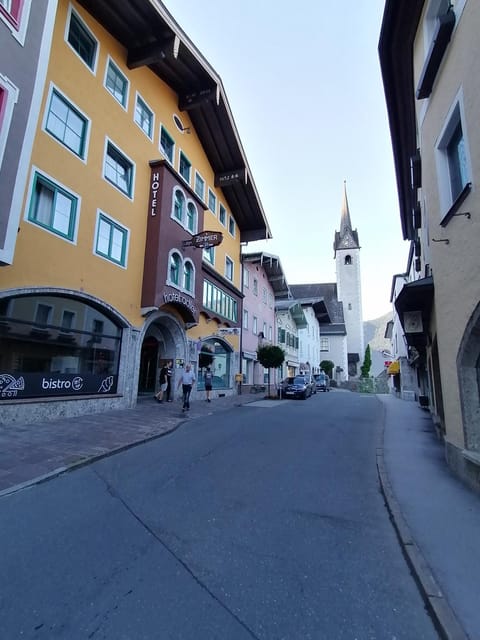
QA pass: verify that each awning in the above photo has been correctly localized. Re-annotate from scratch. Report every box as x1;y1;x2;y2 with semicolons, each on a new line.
395;276;434;350
387;360;400;375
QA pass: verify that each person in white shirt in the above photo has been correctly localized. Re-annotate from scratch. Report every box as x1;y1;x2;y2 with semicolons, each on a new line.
177;363;196;411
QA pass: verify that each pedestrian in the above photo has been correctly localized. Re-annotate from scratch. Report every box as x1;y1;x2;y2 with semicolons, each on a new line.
155;362;168;403
204;366;213;402
177;363;196;411
166;360;173;402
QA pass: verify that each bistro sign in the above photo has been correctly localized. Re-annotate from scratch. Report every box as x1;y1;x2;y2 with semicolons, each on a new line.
0;372;118;399
182;231;223;250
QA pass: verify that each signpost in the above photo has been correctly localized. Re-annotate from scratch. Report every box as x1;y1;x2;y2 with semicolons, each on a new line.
182;231;223;249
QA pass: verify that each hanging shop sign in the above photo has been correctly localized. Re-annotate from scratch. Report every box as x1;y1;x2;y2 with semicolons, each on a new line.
182;231;223;249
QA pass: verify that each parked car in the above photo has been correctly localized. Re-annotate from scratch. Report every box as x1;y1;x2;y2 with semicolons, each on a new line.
314;372;330;392
283;375;314;399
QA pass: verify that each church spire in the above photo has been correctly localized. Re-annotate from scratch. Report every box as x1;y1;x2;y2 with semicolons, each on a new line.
340;180;353;236
333;181;360;254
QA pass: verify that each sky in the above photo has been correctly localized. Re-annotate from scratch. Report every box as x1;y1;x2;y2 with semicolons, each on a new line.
162;0;408;321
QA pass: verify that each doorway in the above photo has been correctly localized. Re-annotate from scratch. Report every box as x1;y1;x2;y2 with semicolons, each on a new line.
138;336;158;394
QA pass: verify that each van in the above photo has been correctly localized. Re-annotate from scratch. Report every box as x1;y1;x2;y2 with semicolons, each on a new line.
314;372;330;392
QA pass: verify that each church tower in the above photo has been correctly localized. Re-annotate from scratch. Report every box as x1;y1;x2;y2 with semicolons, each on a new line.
333;182;364;377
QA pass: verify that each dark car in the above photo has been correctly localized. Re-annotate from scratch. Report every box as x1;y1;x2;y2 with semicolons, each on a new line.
314;372;330;392
284;375;313;399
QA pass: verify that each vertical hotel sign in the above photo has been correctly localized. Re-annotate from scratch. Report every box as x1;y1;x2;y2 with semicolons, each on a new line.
149;167;161;217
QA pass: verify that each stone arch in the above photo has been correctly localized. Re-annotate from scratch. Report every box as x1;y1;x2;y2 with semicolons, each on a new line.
457;300;480;451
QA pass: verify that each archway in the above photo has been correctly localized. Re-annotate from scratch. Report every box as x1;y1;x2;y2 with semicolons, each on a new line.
457;301;480;451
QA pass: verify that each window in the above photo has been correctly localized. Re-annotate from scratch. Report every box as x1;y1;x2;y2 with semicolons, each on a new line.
243;309;248;330
160;126;174;163
184;261;194;293
35;303;52;325
253;316;258;335
219;203;226;226
268;326;273;342
134;94;153;138
67;10;97;71
173;189;185;222
228;215;235;237
105;59;128;107
320;337;329;352
61;310;75;331
225;256;234;281
262;287;267;304
95;212;128;267
268;293;273;308
253;278;258;295
0;74;19;169
104;141;134;197
194;172;205;201
243;267;249;289
203;280;238;322
179;151;191;183
436;97;471;221
186;202;197;233
0;0;31;42
208;189;216;214
262;322;267;338
169;252;181;286
27;172;77;241
45;89;88;158
345;255;352;265
203;245;215;265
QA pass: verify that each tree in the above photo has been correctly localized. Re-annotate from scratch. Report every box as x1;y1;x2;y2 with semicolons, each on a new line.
257;345;285;396
320;360;334;378
360;344;372;378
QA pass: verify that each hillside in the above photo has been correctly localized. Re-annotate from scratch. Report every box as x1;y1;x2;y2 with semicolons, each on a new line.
364;312;392;353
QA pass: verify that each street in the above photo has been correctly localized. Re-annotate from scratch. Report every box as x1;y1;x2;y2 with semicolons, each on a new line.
1;393;438;639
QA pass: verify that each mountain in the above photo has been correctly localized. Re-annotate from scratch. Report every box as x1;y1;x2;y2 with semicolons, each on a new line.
364;312;392;353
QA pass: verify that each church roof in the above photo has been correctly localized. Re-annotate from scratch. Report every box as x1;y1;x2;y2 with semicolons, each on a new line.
333;182;360;253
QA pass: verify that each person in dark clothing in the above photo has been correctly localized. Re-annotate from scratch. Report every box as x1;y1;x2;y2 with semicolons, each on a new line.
155;363;168;403
204;366;213;402
165;361;173;402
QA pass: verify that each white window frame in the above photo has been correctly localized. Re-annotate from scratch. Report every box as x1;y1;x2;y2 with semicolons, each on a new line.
194;171;205;201
434;90;472;221
93;209;129;268
159;124;175;164
243;309;248;330
228;215;236;237
243;267;249;289
320;337;329;352
179;150;191;184
253;316;258;335
0;73;19;169
134;91;154;140
24;166;80;244
225;255;234;281
42;83;90;161
166;248;195;294
0;0;32;44
208;188;217;214
203;245;215;265
219;203;227;226
103;138;135;200
104;56;129;109
65;6;98;74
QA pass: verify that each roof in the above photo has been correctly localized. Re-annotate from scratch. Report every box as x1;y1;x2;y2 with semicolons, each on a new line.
378;0;424;240
289;283;345;325
333;182;360;252
76;0;271;242
242;252;290;298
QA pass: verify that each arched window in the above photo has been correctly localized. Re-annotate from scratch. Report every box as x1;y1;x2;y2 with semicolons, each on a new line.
173;189;185;222
345;255;352;265
169;252;181;285
186;201;196;232
184;261;194;292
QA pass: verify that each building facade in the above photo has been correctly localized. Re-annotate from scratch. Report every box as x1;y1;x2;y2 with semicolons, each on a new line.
379;0;480;490
0;0;271;423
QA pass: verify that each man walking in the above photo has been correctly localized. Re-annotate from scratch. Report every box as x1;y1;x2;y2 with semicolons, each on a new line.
177;363;196;411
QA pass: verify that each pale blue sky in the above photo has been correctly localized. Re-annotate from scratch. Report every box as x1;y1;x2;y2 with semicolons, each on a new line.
163;0;408;320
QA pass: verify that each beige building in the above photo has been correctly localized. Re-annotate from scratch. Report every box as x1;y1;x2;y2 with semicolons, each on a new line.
379;0;480;490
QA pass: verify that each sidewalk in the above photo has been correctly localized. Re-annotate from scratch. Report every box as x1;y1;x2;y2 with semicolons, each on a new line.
1;391;479;638
0;392;260;497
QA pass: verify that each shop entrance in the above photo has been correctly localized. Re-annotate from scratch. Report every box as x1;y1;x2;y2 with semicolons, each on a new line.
138;336;159;394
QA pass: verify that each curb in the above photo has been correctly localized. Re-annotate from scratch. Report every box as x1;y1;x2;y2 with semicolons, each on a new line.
376;443;469;640
0;420;184;500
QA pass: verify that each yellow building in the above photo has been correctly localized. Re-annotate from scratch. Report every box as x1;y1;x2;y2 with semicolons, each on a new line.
0;0;271;423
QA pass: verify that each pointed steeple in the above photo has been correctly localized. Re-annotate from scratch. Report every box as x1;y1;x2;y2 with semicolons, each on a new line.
340;181;353;236
333;181;360;254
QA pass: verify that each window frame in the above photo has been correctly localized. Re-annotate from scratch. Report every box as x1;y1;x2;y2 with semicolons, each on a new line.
219;203;227;226
225;255;234;281
0;73;19;170
65;7;98;73
134;92;154;140
103;138;135;199
203;245;215;265
104;57;129;109
179;150;191;184
228;215;236;237
159;125;175;164
0;0;31;44
43;84;89;160
243;309;248;330
208;188;217;214
25;168;80;243
194;171;205;202
435;92;472;224
94;210;129;268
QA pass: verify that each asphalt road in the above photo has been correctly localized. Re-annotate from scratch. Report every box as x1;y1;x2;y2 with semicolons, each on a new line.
1;392;438;639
